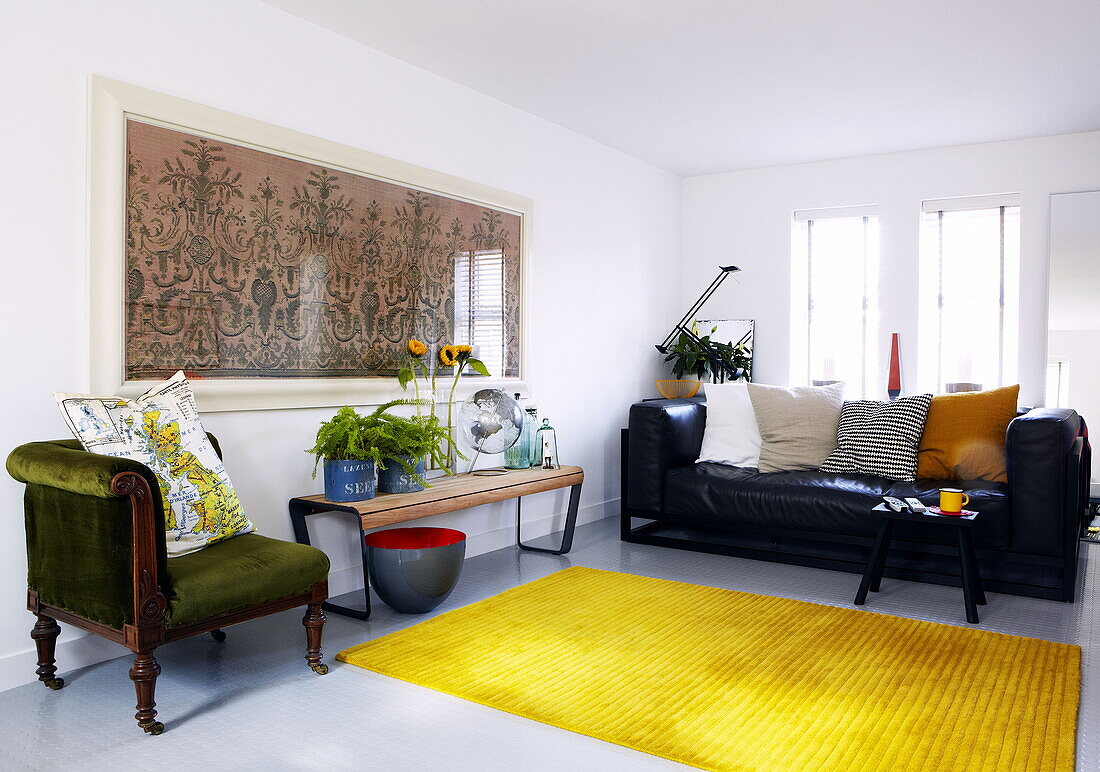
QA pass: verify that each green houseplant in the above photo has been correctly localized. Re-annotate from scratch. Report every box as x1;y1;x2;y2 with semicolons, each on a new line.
657;330;753;398
662;331;753;381
370;408;454;493
308;406;384;502
307;401;454;500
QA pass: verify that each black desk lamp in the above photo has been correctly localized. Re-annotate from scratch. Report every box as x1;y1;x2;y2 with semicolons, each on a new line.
655;265;742;382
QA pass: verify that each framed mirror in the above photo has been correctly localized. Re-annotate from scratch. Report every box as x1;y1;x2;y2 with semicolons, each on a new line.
693;318;754;382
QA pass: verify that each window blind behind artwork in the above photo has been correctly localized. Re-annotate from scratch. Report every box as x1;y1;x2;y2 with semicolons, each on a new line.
455;249;506;378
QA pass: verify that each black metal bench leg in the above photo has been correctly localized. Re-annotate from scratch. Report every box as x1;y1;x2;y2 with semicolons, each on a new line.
517;483;582;555
855;519;893;605
290;499;371;620
957;529;980;623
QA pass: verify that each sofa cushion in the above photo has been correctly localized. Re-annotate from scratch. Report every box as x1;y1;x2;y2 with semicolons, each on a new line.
663;463;1010;550
697;382;761;468
747;383;845;473
164;533;329;628
917;385;1020;483
820;395;932;481
55;371;255;556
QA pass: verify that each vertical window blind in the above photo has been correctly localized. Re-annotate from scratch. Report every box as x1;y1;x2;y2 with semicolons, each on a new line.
454;249;506;378
919;195;1020;393
792;206;879;399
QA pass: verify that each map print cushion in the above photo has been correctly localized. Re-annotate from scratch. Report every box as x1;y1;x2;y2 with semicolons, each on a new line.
55;371;254;557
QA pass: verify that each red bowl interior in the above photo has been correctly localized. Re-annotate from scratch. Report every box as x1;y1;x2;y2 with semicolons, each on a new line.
364;527;466;550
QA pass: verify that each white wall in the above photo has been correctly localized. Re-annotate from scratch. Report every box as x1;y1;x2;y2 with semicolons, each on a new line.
0;0;681;690
682;132;1100;406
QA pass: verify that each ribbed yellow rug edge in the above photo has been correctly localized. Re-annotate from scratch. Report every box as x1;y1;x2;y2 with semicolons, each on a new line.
337;567;1080;771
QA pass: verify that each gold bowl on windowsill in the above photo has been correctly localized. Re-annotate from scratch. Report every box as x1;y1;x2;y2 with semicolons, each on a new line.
655;379;701;399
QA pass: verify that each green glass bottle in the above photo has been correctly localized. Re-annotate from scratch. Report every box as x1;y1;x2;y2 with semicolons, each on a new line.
504;394;535;469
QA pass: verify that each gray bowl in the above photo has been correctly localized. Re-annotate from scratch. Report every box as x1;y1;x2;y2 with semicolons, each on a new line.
365;527;466;613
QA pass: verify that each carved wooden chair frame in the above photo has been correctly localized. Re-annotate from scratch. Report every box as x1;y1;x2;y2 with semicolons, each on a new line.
28;470;329;735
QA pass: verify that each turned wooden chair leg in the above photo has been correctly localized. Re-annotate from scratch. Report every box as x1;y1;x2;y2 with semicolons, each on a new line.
303;602;328;674
130;650;164;735
31;615;64;690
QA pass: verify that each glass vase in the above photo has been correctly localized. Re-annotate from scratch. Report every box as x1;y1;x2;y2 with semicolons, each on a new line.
505;407;537;469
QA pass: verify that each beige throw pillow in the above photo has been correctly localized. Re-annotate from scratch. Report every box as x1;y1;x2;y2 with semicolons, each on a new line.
747;383;845;473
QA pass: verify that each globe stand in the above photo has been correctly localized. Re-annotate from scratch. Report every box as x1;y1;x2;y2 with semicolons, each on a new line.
467;438;511;476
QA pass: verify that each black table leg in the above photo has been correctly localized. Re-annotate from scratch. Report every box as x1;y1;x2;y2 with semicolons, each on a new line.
957;529;980;623
855;519;894;605
517;483;582;555
868;519;894;593
289;500;372;620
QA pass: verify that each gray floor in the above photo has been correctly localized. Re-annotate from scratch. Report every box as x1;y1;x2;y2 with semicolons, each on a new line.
1;517;1095;771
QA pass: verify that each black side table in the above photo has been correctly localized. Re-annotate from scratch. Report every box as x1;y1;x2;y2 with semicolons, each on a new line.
854;503;986;623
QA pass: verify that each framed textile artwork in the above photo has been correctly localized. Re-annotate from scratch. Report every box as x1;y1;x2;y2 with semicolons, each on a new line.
89;77;530;412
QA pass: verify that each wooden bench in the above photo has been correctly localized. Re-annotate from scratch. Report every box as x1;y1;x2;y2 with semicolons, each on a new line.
289;465;584;619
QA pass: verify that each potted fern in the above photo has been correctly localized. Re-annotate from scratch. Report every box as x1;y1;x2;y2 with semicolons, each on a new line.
307;406;384;502
308;401;453;501
369;408;453;493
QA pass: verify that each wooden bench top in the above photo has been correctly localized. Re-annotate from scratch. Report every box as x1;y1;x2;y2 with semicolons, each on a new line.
293;465;584;529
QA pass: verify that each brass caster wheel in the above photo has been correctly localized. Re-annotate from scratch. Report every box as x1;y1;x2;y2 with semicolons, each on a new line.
210;629;226;642
141;721;165;735
43;678;64;690
309;662;329;675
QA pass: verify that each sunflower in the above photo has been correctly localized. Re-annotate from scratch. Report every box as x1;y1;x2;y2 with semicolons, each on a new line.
407;339;427;357
439;345;459;367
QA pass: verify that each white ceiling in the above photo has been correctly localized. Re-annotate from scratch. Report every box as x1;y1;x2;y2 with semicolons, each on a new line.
262;0;1100;176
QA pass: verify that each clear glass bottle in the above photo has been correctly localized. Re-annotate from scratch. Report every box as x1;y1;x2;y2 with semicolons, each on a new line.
526;402;541;468
504;393;535;469
535;418;559;470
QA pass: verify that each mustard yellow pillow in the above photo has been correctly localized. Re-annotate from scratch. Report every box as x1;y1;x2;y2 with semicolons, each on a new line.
916;385;1020;483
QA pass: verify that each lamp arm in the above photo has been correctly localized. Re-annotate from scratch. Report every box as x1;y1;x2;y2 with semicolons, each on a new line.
658;265;741;351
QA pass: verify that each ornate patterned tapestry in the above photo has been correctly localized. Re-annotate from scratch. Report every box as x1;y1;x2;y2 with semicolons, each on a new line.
124;120;521;380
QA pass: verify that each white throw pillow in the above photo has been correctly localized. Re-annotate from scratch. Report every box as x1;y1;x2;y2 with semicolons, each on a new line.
55;371;255;557
697;382;762;468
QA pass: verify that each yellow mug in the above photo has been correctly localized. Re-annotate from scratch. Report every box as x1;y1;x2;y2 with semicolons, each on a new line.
939;488;970;513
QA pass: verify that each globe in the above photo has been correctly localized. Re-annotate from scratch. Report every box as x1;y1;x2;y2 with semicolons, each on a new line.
457;389;524;456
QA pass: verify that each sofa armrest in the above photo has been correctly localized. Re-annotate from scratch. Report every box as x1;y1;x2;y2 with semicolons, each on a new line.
1006;408;1083;557
626;398;706;514
7;440;155;499
7;441;170;629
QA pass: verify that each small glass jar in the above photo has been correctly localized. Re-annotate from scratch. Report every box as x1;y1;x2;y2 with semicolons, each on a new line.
535;418;559;470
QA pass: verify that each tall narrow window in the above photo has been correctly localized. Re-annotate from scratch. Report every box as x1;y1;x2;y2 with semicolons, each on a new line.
791;206;879;398
454;249;506;377
1046;358;1069;408
918;195;1020;393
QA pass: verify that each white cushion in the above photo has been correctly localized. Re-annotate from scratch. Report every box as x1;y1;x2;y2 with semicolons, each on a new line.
697;382;762;468
55;371;255;557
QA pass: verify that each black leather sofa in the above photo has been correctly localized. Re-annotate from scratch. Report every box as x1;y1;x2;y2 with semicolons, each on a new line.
621;397;1090;601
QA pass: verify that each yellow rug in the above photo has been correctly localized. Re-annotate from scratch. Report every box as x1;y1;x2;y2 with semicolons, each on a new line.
338;567;1079;771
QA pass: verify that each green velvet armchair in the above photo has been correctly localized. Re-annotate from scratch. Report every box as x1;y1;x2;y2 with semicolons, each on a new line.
6;436;331;735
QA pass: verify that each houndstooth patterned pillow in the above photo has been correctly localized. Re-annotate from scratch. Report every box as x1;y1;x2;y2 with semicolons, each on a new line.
819;394;932;481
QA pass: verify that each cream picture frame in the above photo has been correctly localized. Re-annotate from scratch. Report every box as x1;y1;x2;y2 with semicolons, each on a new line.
88;75;531;412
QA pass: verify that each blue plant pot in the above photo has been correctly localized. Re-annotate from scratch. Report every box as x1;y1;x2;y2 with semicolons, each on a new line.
378;455;426;494
323;458;376;502
365;527;466;613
